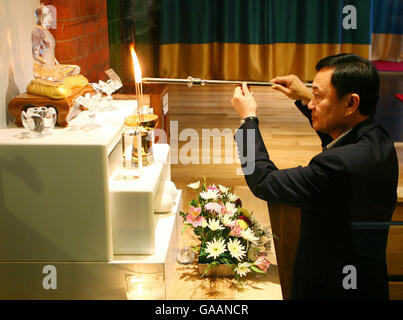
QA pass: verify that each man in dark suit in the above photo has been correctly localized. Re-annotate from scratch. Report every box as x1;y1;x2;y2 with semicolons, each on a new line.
232;53;398;299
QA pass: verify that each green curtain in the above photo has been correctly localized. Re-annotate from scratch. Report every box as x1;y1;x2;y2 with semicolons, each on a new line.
371;0;403;62
160;0;371;45
159;0;372;81
109;0;400;82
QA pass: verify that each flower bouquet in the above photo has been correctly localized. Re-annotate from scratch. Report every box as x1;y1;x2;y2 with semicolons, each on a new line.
179;178;272;281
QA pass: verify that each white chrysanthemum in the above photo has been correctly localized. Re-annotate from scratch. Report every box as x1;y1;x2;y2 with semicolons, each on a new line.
225;202;238;215
200;189;220;201
207;218;225;231
227;238;246;261
241;228;259;244
235;262;252;277
218;184;229;194
228;192;238;203
187;181;200;189
221;214;236;227
205;238;227;259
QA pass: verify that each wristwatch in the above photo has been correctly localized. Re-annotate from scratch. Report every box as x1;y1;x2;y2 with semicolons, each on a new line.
240;116;258;124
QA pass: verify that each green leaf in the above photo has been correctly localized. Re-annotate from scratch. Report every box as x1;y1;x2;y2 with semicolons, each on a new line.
181;224;188;235
250;265;266;274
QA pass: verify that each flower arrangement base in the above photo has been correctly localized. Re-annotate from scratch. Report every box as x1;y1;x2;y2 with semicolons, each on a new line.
198;263;234;278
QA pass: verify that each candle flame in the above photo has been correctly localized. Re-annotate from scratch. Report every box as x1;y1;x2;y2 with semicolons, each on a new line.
130;45;142;84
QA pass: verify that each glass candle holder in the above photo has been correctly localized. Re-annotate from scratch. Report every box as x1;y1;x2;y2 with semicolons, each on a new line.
125;273;165;300
122;116;143;179
21;106;57;137
124;114;158;166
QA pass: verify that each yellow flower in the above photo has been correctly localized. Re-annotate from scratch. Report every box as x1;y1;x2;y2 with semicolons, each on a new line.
237;219;249;230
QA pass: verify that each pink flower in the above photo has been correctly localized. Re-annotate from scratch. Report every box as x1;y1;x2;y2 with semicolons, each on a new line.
204;202;222;214
186;214;205;228
207;185;219;192
189;206;201;217
229;223;243;237
254;253;270;273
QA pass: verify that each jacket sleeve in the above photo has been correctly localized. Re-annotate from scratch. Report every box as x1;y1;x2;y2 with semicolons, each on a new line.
235;118;348;207
295;100;333;148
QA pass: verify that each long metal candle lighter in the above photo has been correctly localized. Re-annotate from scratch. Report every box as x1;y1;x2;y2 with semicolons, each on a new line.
142;76;313;88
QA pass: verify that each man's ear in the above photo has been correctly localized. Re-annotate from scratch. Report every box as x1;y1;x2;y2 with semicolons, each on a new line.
345;93;360;116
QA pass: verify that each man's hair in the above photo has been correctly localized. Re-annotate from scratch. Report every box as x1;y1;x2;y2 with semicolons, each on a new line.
315;53;380;116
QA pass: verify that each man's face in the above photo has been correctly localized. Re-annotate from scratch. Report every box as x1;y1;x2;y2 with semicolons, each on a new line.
308;67;349;139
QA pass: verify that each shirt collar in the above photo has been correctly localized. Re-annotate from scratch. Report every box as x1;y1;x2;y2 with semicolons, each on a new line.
323;128;353;151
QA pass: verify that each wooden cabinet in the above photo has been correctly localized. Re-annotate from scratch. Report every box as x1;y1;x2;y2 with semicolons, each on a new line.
387;203;403;300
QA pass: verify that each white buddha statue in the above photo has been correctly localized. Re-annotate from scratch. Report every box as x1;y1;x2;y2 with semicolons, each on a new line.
28;5;88;99
32;5;81;82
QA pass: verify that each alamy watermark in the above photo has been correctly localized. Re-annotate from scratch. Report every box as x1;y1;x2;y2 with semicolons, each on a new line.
342;5;357;30
342;265;357;290
42;265;57;290
154;121;255;175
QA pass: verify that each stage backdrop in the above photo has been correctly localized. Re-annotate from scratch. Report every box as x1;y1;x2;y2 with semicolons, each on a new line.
158;0;372;82
107;0;402;83
371;0;403;62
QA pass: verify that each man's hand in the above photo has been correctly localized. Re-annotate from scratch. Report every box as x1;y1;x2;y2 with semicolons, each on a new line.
271;74;313;105
231;82;257;118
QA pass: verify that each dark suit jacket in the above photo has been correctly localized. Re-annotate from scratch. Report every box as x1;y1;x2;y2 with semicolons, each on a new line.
235;101;398;299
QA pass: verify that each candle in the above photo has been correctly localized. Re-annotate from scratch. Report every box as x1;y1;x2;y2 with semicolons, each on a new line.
130;45;143;123
126;273;165;300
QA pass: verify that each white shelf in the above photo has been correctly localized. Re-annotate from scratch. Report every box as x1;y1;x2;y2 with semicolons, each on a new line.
112;191;181;264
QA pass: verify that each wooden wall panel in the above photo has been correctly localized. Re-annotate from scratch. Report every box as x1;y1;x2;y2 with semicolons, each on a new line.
390;282;403;300
268;204;300;300
387;226;403;275
388;203;403;299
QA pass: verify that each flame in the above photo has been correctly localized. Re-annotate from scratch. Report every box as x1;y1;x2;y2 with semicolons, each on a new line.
130;45;142;84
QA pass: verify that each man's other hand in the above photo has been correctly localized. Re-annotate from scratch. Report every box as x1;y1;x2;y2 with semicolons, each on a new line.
271;74;313;105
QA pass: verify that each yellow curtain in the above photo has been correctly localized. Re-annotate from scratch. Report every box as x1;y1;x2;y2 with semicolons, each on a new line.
159;43;370;82
371;34;403;62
